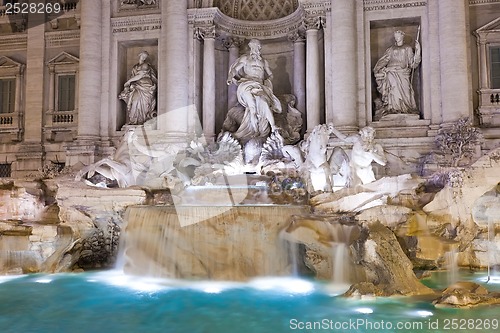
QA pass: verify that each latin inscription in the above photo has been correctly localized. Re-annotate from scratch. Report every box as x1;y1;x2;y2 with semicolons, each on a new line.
364;1;427;11
112;25;161;34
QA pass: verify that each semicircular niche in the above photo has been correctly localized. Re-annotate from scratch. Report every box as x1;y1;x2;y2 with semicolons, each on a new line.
215;0;299;21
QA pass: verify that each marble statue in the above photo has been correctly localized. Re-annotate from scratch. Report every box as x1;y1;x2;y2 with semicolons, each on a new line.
328;125;387;185
226;39;282;141
373;29;421;119
119;51;157;125
75;129;139;188
300;124;350;192
75;127;182;189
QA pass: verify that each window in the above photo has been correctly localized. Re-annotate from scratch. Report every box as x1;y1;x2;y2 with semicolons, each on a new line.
490;47;500;89
57;75;76;111
0;163;11;178
0;79;15;114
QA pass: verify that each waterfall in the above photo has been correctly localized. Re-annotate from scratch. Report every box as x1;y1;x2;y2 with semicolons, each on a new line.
445;249;458;286
332;243;349;285
119;205;306;280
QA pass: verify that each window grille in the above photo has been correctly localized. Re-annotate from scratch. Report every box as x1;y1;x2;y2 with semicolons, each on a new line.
0;163;11;178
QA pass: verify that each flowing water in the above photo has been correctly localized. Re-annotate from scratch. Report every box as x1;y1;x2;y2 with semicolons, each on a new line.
0;270;500;333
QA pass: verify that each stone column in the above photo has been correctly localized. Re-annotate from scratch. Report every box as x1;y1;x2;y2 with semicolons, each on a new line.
225;37;243;109
161;0;189;135
305;16;322;133
77;0;101;139
329;0;357;128
289;30;306;117
201;26;216;141
438;0;472;123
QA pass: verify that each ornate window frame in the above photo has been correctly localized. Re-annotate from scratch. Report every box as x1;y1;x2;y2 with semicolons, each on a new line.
0;55;24;142
474;17;500;127
45;51;79;141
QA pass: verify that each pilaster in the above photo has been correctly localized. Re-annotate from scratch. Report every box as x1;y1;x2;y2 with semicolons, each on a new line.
67;0;102;165
17;12;46;175
329;0;358;128
160;0;189;137
438;0;472;123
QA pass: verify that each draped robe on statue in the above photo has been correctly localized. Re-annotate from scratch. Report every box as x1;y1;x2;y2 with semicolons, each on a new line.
373;44;420;116
233;77;282;140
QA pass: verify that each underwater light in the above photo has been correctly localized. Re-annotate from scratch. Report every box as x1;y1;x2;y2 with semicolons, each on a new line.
34;278;52;284
355;307;374;314
0;275;22;284
250;277;315;294
415;310;433;317
94;271;170;293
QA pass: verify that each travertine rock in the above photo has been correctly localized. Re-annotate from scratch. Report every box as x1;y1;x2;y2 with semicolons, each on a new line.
352;221;434;295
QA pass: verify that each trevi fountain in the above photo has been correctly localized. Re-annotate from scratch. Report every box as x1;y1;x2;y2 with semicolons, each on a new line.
1;1;500;332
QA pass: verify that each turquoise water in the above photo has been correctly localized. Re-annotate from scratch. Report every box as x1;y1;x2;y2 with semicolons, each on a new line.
0;271;499;333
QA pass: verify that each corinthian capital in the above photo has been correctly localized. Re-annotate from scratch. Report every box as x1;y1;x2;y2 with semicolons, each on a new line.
222;36;245;50
194;25;217;40
288;29;306;43
303;15;324;30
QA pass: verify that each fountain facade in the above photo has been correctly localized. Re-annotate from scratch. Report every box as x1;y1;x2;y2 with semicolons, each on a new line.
1;1;500;311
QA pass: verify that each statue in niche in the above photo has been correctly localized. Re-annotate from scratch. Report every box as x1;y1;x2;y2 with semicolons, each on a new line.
224;39;302;165
226;38;282;140
328;125;387;186
373;29;421;120
119;51;157;125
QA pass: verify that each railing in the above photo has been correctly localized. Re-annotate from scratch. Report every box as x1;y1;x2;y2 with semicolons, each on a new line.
52;112;74;123
0;112;23;141
0;112;20;128
59;1;78;12
477;89;500;127
478;89;500;106
46;109;77;127
0;114;13;126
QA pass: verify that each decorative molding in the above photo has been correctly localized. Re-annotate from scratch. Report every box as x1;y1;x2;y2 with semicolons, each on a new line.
195;25;217;40
222;36;245;50
469;0;500;5
288;29;306;43
111;14;161;34
0;34;27;51
188;6;304;40
363;0;427;11
45;30;80;48
0;56;24;76
119;0;159;12
47;51;80;67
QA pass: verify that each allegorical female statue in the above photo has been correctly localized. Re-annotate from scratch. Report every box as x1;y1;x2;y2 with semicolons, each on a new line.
373;30;421;119
119;50;157;125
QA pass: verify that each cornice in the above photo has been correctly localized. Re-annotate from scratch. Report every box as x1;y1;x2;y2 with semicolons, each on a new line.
469;0;500;5
0;34;27;51
111;14;161;29
189;6;305;40
45;30;80;48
